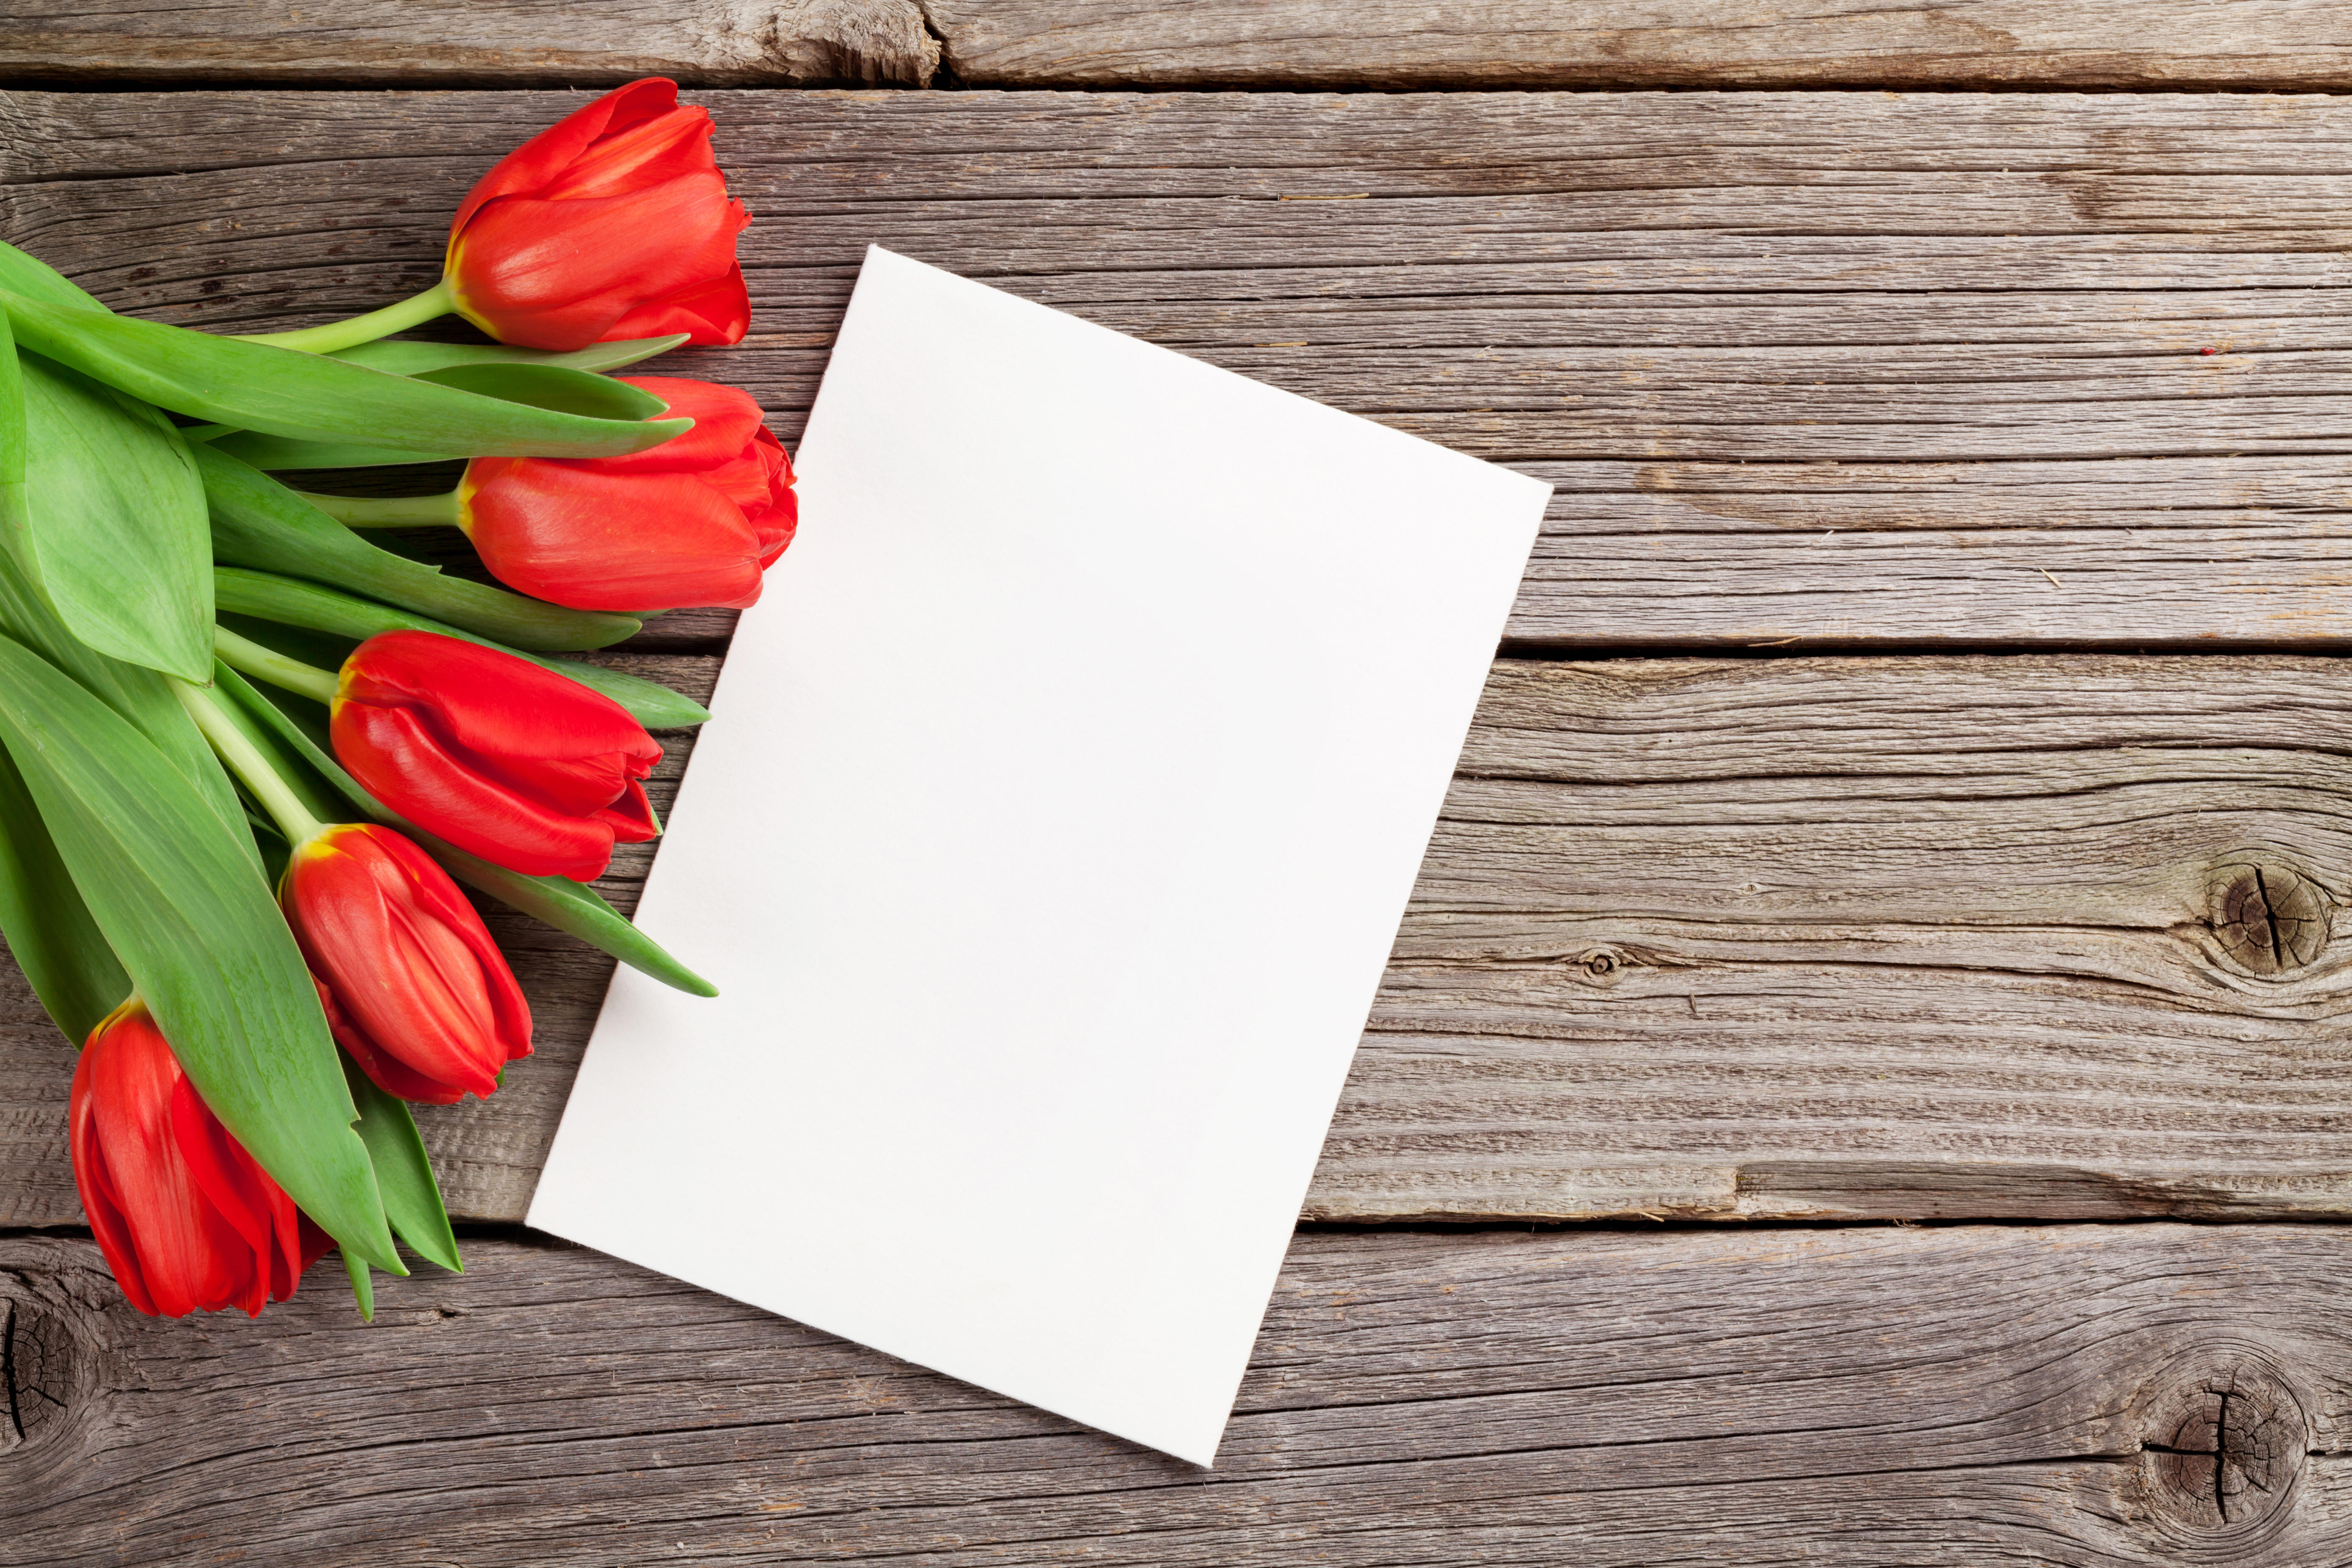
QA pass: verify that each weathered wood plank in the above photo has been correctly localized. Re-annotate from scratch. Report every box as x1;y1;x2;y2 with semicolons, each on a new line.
1340;653;2352;1221
927;0;2352;90
8;651;2350;1226
11;88;2352;649
12;0;2350;91
8;1223;2352;1563
0;0;941;87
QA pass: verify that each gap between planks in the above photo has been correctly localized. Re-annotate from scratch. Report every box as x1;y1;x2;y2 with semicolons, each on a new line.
8;1;2352;92
5;651;2349;1229
14;90;2352;649
2;95;2348;1222
10;1224;2352;1563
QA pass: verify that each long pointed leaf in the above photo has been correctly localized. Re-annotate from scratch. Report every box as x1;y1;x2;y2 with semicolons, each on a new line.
0;302;21;497
0;278;241;840
0;746;128;1044
415;363;669;421
15;354;211;680
2;289;692;459
200;363;670;469
201;434;467;472
331;334;687;377
0;242;105;311
215;567;710;729
0;554;247;861
199;445;640;652
340;1246;376;1321
343;1055;462;1273
216;663;717;997
0;638;401;1272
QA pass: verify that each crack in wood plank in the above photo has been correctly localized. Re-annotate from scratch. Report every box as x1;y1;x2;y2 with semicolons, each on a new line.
7;1226;2352;1562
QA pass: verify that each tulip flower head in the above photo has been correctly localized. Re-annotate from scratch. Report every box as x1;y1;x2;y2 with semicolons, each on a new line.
331;631;663;882
71;1001;331;1318
459;376;796;612
445;77;750;351
283;823;533;1105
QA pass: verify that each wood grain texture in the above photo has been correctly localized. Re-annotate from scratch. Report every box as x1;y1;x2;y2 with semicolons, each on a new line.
9;652;2350;1227
0;0;941;87
13;87;2352;649
11;0;2350;90
927;0;2352;90
10;1223;2352;1563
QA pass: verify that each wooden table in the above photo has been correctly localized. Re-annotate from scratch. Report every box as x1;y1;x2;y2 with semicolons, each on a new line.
7;5;2352;1562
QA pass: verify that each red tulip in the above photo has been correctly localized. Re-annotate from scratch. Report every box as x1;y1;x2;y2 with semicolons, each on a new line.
71;1001;331;1318
331;631;663;882
460;376;796;611
445;77;750;351
283;823;534;1105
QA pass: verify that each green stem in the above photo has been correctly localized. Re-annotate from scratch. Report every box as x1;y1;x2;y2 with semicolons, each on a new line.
214;625;342;706
171;678;326;845
236;278;457;355
293;489;463;528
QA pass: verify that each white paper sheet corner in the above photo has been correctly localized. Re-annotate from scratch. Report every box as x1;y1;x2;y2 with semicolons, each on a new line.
528;246;1551;1465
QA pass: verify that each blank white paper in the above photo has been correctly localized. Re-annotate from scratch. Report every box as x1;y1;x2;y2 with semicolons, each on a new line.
527;246;1551;1465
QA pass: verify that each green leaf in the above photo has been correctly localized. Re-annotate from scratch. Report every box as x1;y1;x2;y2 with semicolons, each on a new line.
0;289;693;460
215;567;711;729
0;745;129;1044
340;1246;376;1321
343;1054;462;1273
0;339;244;846
199;434;460;472
216;663;718;998
428;844;715;996
13;353;211;681
0;317;133;1044
0;559;247;854
331;334;687;377
199;359;677;470
199;445;641;652
0;302;22;496
0;636;401;1272
0;242;106;311
414;363;671;422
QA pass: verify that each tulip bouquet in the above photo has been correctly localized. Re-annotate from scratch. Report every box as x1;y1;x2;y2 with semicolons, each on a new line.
0;81;781;1319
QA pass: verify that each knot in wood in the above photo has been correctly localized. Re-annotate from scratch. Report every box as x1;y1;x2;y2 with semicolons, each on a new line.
2140;1361;2306;1544
2209;859;2329;976
1572;947;1625;984
0;1297;78;1456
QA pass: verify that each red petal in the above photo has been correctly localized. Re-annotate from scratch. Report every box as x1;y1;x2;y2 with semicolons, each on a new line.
288;829;511;1102
450;174;745;351
464;460;767;612
334;700;619;881
448;78;684;244
70;1049;159;1317
594;378;767;474
752;484;799;566
592;779;662;844
600;260;751;347
74;1017;254;1317
169;1078;276;1317
343;632;659;779
326;977;469;1107
370;830;533;1073
537;105;718;204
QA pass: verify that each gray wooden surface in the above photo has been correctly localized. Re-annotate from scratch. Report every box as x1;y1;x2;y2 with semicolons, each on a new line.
11;1;2351;90
6;48;2352;1568
11;1223;2352;1564
15;88;2352;651
13;650;2352;1229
